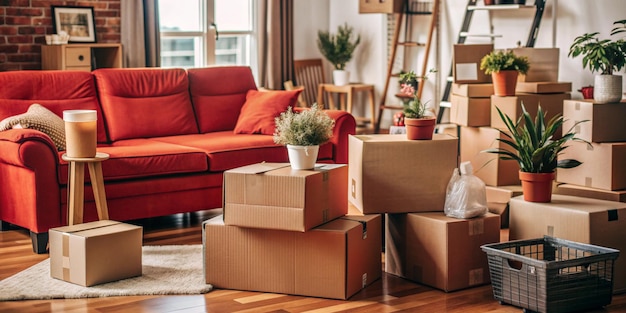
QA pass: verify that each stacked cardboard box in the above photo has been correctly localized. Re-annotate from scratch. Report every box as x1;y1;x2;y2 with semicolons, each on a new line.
554;99;626;202
203;162;382;300
348;133;500;292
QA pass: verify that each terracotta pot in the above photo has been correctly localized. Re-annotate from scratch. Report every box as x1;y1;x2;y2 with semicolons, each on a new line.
484;0;494;5
519;171;555;203
491;70;519;96
404;117;436;140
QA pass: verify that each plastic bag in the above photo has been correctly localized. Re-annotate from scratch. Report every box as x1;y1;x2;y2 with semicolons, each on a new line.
444;161;488;219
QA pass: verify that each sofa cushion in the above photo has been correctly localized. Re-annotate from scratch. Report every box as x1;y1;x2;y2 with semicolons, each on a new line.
57;139;209;184
0;70;108;143
234;89;302;135
188;66;258;133
0;103;66;150
94;68;199;141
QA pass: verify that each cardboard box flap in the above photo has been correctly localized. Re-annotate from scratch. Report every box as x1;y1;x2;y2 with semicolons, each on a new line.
51;220;121;234
225;162;290;174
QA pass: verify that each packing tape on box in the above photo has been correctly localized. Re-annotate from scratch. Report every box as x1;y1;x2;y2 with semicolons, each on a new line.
62;233;71;280
468;219;484;236
468;268;484;286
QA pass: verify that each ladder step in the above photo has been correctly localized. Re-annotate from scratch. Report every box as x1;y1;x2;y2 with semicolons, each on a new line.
380;104;404;110
460;32;503;38
440;101;451;108
398;41;426;47
468;4;535;11
406;10;433;15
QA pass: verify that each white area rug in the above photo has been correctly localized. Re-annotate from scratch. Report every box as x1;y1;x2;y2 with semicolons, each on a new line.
0;245;212;301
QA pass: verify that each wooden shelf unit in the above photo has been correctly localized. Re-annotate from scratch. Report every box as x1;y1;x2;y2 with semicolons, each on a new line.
41;43;123;71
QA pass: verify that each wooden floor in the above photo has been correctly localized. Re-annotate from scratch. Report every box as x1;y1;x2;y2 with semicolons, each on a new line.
1;210;625;313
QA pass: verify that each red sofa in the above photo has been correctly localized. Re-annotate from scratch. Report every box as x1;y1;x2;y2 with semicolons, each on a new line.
0;67;356;253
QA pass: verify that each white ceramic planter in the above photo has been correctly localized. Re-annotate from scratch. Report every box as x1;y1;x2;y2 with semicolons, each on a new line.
332;70;350;86
594;75;623;104
286;145;319;170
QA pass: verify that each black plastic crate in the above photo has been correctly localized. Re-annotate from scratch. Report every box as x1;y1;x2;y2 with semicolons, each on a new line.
481;236;619;313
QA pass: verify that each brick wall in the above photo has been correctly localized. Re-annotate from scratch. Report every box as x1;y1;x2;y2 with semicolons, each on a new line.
0;0;121;71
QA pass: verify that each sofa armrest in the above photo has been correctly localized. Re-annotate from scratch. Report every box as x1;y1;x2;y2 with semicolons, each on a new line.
0;129;63;233
323;110;357;164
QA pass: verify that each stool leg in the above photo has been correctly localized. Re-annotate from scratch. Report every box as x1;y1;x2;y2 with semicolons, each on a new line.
88;162;109;220
67;162;85;225
345;92;352;114
317;85;324;108
368;88;376;129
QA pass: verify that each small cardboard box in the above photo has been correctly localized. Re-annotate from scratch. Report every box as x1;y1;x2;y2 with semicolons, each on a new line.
487;202;509;229
516;82;572;94
385;212;500;292
451;83;494;98
509;194;626;293
359;0;403;13
485;185;522;228
557;141;626;191
348;134;458;214
450;94;491;127
460;126;520;186
555;183;626;203
203;214;382;300
490;93;571;132
49;220;143;287
563;99;626;143
223;163;347;231
453;44;494;84
512;47;559;82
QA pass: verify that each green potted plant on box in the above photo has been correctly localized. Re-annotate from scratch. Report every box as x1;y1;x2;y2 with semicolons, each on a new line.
317;23;361;86
483;104;589;202
480;50;530;96
273;104;335;170
400;80;435;140
568;19;626;103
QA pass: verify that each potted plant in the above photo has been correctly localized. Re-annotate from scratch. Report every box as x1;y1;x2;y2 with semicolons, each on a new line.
483;104;589;202
399;70;419;90
568;19;626;103
317;23;361;86
273;104;335;169
400;81;435;140
480;50;530;96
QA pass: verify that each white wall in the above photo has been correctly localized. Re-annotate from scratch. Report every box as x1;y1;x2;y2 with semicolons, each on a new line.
294;0;626;129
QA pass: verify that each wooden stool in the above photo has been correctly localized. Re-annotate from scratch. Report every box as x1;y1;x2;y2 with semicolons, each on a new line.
62;152;110;225
317;83;376;129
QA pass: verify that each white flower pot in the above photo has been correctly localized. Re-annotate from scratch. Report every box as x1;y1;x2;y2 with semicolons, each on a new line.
594;75;623;104
286;145;319;170
333;70;350;86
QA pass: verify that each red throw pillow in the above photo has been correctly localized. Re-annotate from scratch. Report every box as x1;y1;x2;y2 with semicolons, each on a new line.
234;89;302;135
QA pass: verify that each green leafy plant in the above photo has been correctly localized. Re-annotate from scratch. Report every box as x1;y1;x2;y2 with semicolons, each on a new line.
399;70;419;86
317;23;361;70
483;104;590;173
480;50;530;75
273;104;335;146
568;19;626;75
399;69;436;119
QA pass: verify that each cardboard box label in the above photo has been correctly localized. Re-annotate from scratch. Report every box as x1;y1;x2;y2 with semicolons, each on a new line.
453;44;493;84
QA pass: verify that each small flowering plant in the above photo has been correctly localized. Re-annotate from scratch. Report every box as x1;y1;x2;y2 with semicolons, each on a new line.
400;68;436;119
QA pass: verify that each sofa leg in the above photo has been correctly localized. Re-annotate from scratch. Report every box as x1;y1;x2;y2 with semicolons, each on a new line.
30;231;49;254
0;220;10;231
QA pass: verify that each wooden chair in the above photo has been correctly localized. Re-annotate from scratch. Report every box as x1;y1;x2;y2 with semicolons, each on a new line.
292;59;327;107
283;80;307;107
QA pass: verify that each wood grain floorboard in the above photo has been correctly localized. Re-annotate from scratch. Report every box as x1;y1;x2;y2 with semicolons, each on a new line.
1;209;625;313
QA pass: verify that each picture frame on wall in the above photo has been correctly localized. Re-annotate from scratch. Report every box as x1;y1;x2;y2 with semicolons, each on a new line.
51;6;97;43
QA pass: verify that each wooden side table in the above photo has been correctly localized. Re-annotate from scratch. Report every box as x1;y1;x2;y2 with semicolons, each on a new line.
62;152;110;225
317;83;376;129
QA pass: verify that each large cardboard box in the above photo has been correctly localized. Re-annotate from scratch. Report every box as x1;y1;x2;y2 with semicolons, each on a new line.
451;83;494;98
450;94;491;127
49;220;142;287
490;93;571;132
348;134;458;214
359;0;403;13
555;183;626;203
485;185;523;228
460;126;520;186
516;82;572;94
203;214;382;300
385;212;500;292
453;44;493;84
563;99;626;142
557;141;626;191
512;47;559;82
509;194;626;293
223;163;347;231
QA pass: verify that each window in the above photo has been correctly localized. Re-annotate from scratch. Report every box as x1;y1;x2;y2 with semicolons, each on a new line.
158;0;256;74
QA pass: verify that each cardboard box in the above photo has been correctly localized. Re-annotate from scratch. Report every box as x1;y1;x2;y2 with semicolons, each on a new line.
485;185;522;228
490;93;571;132
223;163;347;231
460;126;520;186
203;214;382;300
452;83;494;98
557;141;626;191
487;202;509;228
509;194;626;293
563;99;626;142
450;94;491;127
453;44;494;84
385;212;500;292
359;0;403;13
516;82;572;94
512;47;559;82
555;184;626;203
348;134;458;214
49;220;143;287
